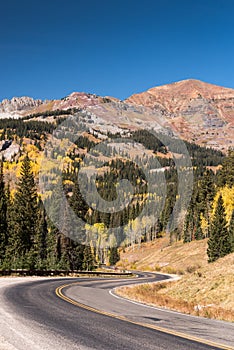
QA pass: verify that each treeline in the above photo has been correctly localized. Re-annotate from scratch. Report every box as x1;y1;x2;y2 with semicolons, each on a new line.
131;130;167;154
0;118;58;141
0;156;119;270
183;150;234;262
59;156;179;248
183;140;224;167
23;107;81;120
0;118;232;269
130;129;225;166
39;148;234;264
107;129;224;166
48;131;233;264
0;151;233;270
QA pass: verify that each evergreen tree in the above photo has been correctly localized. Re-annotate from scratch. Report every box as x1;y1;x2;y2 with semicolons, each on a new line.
160;183;177;231
207;195;231;263
183;169;215;242
11;155;38;268
109;246;120;265
56;234;62;264
183;210;194;242
82;244;95;271
217;150;234;187
4;184;14;268
34;198;48;268
66;241;84;270
199;170;215;204
0;162;8;265
194;216;204;240
70;180;88;220
46;221;60;269
198;170;215;237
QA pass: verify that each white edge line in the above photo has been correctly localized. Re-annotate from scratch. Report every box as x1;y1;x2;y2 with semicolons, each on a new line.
109;274;234;325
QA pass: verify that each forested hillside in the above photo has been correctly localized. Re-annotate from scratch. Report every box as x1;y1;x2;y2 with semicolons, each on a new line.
0;112;233;271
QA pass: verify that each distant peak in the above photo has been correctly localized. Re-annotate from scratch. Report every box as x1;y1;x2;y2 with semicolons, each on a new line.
173;78;216;86
178;78;203;83
177;79;234;91
149;79;212;90
0;96;44;114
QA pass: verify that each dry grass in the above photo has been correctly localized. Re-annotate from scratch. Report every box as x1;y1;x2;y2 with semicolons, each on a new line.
117;252;234;322
117;236;208;274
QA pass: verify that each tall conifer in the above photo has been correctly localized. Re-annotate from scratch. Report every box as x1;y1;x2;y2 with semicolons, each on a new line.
0;162;7;265
11;155;38;267
207;195;231;262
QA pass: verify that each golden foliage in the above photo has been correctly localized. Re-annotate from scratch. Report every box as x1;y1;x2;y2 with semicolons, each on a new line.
212;186;234;223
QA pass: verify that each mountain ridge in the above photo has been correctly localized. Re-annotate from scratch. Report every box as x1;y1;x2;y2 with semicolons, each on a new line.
0;79;233;151
125;79;234;151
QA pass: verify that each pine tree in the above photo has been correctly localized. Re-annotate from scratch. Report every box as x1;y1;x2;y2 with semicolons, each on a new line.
217;150;234;187
207;195;231;263
66;241;84;270
0;162;8;265
194;216;204;240
199;170;215;204
109;246;120;265
4;184;14;268
183;211;194;243
70;180;88;220
46;221;60;269
34;198;48;268
198;170;215;237
82;244;95;271
11;155;38;268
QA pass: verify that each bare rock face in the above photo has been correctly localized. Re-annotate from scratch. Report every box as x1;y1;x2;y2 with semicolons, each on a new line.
0;96;44;118
59;92;119;110
17;92;119;116
125;79;234;151
0;96;43;112
1;79;233;151
52;92;110;110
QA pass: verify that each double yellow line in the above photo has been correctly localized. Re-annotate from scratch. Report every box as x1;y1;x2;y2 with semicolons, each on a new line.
56;282;233;350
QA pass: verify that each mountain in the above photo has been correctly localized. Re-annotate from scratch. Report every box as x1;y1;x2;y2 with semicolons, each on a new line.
125;79;234;151
0;96;44;119
28;92;119;114
0;79;233;151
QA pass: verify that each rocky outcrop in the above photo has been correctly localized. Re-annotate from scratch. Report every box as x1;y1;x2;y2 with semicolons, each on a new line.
0;96;44;119
125;79;234;151
0;79;233;151
0;140;20;161
0;96;43;113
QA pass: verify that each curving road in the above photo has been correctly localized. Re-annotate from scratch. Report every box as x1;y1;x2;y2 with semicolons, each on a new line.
0;273;233;350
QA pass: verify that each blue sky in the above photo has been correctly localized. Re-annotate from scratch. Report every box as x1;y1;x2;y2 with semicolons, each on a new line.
1;0;234;101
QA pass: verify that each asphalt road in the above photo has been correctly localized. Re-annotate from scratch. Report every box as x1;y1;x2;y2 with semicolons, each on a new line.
0;273;233;350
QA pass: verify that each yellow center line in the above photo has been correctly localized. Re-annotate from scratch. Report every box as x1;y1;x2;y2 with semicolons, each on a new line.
55;282;233;350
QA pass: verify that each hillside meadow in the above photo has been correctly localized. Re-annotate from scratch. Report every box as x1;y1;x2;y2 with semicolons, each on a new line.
117;238;234;321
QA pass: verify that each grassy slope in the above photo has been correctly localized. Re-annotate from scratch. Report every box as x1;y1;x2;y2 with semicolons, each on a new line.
117;238;234;321
117;236;209;274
